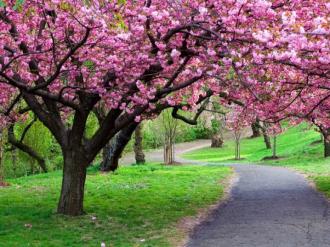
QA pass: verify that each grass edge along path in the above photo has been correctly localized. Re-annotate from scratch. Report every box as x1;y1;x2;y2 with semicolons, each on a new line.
183;124;330;199
0;163;231;247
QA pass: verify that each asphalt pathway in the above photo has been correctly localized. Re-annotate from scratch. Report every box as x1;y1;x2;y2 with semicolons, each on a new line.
188;164;330;247
119;139;210;165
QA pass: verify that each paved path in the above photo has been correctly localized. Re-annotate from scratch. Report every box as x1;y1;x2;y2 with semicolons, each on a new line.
119;139;211;165
188;164;330;247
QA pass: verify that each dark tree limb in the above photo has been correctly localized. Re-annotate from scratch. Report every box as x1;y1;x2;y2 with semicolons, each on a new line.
8;122;47;173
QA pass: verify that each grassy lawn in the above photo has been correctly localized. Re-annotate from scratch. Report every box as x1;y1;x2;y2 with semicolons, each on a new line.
0;164;231;247
183;124;330;197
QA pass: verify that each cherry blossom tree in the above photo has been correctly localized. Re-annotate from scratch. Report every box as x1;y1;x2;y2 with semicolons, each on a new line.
0;0;329;216
0;0;233;215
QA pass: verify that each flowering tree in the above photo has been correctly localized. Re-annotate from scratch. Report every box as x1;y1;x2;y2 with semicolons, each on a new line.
228;0;330;160
0;0;233;215
226;107;251;160
0;0;329;216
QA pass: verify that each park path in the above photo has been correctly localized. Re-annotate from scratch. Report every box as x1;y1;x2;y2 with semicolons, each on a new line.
119;139;211;165
187;164;330;247
120;137;330;246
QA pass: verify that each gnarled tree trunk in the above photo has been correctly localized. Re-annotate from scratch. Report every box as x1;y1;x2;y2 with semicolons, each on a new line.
57;148;88;216
134;124;145;164
100;123;138;172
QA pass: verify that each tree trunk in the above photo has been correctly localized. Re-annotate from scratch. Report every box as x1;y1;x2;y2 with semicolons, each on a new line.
11;148;17;178
164;136;174;164
272;136;277;158
0;132;4;184
262;126;272;149
100;123;138;172
134;124;145;164
323;129;330;158
57;150;88;216
101;141;120;172
250;120;261;138
235;140;241;160
211;133;223;148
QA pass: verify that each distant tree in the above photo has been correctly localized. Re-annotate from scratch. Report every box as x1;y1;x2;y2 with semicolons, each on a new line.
262;123;272;150
208;100;226;148
211;118;224;148
226;108;249;160
161;110;178;165
250;119;261;138
272;135;278;158
134;123;145;164
0;129;5;185
233;128;242;160
100;123;137;172
312;122;330;158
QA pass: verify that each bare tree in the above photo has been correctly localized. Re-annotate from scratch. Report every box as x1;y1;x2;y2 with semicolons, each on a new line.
161;110;178;165
233;129;242;160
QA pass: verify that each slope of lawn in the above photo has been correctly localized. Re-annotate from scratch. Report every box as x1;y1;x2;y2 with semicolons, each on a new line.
183;124;330;197
0;164;231;247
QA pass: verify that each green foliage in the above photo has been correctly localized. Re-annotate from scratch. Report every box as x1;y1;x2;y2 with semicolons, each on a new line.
85;113;99;139
4;117;61;178
211;119;221;134
0;0;25;10
3;109;213;178
13;0;24;10
122;112;212;153
0;164;231;246
193;119;212;139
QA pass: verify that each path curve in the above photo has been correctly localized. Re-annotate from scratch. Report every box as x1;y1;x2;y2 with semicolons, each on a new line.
188;164;330;247
119;139;211;165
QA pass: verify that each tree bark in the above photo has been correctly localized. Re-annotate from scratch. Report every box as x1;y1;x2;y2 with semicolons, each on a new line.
322;129;330;158
235;140;241;160
134;123;145;164
57;149;88;216
211;133;223;148
0;131;5;184
250;120;261;138
100;122;138;172
164;136;174;164
272;136;277;158
261;125;272;149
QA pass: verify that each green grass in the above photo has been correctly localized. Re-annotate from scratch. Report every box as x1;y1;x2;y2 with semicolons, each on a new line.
183;124;330;196
0;164;231;247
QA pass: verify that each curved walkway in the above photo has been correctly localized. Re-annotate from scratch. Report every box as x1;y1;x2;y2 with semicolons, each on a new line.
119;139;210;165
188;165;330;247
